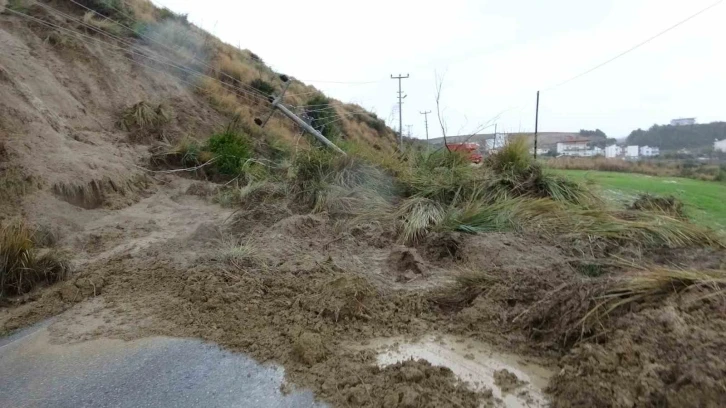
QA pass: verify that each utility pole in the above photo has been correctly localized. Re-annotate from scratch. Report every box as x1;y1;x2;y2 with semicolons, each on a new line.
419;110;431;144
256;75;345;155
406;125;413;139
391;74;409;150
534;90;540;160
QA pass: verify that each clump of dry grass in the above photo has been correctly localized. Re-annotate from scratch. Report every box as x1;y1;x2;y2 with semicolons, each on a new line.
1;221;70;297
629;194;686;219
579;265;726;336
118;101;172;133
82;11;124;36
429;268;499;311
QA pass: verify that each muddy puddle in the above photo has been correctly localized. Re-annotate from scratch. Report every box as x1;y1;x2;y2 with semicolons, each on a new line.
350;334;552;407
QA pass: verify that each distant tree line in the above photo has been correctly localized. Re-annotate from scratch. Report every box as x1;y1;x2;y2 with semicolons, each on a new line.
626;122;726;151
579;129;607;138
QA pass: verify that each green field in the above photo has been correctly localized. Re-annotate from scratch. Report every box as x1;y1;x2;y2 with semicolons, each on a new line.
556;170;726;229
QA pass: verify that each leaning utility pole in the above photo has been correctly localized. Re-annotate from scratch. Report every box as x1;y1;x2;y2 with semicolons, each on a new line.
419;110;431;144
534;90;540;160
391;74;409;150
256;75;345;155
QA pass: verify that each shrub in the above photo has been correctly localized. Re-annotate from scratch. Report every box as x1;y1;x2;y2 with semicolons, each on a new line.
249;78;275;97
206;130;252;175
487;136;532;174
1;221;70;297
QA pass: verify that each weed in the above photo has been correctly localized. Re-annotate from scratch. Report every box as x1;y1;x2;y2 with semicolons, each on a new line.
1;221;70;297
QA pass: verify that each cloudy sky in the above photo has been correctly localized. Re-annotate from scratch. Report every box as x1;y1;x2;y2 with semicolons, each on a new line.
153;0;724;139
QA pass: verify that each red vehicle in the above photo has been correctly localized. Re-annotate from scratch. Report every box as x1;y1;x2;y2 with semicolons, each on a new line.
446;143;482;164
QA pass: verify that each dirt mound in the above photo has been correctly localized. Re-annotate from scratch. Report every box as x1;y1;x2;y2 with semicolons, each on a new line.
547;299;726;407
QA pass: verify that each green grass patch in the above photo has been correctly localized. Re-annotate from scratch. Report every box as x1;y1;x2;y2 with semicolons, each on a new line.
554;170;726;229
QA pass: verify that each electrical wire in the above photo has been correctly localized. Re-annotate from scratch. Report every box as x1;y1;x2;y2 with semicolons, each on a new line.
66;0;274;101
544;0;724;92
17;2;271;106
5;7;267;108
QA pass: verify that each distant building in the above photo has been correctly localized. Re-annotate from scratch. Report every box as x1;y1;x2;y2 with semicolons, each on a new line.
604;145;622;158
556;140;589;156
639;146;660;157
715;139;726;153
626;145;640;158
670;118;696;126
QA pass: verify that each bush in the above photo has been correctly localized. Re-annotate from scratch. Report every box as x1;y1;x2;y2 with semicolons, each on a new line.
206;130;252;175
249;78;275;97
1;221;70;297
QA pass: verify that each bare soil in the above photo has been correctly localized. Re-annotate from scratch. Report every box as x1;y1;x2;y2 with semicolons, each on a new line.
3;7;726;408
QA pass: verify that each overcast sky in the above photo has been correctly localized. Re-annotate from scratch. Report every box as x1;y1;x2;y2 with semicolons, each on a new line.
152;0;725;139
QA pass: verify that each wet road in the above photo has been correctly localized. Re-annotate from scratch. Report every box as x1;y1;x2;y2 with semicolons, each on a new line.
0;323;323;408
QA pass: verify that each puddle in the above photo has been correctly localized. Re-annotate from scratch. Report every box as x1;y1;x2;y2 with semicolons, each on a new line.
352;334;552;408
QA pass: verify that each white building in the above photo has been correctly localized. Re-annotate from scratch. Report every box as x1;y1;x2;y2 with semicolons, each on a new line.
556;141;589;156
715;139;726;153
626;145;639;158
639;146;660;157
604;145;622;158
670;118;696;126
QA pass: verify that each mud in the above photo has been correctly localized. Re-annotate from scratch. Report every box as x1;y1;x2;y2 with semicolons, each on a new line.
356;334;551;407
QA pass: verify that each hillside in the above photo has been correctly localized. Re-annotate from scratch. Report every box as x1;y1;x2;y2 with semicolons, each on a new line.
626;122;726;151
0;0;395;219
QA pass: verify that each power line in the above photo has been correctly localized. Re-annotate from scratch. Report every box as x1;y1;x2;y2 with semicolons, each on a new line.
5;7;270;109
545;0;724;91
23;2;272;106
66;0;273;101
295;79;382;84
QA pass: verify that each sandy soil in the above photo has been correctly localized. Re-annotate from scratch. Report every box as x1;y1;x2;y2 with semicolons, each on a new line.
3;5;726;408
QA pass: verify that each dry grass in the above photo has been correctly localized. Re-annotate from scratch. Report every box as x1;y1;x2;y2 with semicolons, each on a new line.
581;265;726;333
118;101;172;132
630;194;686;219
82;11;124;36
429;268;499;310
1;221;70;297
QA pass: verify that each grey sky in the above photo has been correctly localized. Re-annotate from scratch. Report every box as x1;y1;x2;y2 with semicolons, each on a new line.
152;0;725;139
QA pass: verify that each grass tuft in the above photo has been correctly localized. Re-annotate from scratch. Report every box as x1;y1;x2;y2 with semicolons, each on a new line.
1;221;70;297
630;194;686;219
118;101;172;135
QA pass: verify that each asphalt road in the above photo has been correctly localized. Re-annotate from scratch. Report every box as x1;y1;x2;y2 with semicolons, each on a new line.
0;322;324;408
